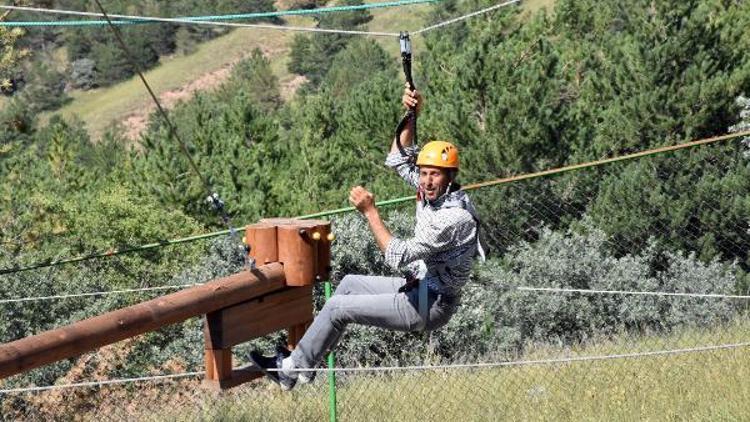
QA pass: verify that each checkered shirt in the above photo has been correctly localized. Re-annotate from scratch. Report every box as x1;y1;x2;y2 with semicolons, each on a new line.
383;146;480;296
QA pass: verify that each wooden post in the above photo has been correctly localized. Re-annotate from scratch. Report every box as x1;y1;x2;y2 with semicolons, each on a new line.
316;222;333;281
258;218;331;286
201;285;314;389
287;323;306;350
277;224;317;286
204;349;232;382
245;223;277;266
205;217;330;389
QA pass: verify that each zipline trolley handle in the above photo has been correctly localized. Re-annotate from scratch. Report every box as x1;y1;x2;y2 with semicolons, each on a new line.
400;31;415;91
395;31;417;161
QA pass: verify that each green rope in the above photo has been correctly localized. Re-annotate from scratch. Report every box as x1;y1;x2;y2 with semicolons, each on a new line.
0;231;227;275
0;0;439;27
1;130;746;276
297;195;413;219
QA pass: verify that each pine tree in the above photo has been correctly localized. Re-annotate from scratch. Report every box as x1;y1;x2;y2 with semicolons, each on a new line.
131;91;282;225
222;48;283;113
287;0;373;87
19;61;69;112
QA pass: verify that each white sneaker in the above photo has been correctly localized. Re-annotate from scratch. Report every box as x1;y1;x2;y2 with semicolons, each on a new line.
282;355;316;384
249;351;297;391
298;371;316;384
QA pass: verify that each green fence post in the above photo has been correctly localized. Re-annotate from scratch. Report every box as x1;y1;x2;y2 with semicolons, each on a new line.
324;280;338;422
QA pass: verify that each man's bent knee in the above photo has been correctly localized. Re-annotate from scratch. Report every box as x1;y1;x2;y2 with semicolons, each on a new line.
326;296;351;328
337;274;361;295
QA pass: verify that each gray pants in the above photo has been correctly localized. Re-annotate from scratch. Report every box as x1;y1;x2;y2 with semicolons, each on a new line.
290;274;459;369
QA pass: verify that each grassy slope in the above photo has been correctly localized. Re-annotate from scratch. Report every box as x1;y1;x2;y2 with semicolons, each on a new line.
45;2;431;139
44;0;555;139
46;27;297;138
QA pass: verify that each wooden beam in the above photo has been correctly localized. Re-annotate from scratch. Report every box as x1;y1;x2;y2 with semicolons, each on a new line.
0;263;286;379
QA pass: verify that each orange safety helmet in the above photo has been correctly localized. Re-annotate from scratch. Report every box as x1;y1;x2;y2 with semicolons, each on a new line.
416;141;459;169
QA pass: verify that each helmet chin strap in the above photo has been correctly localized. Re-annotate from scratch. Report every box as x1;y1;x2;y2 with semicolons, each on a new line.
422;179;454;205
442;181;453;197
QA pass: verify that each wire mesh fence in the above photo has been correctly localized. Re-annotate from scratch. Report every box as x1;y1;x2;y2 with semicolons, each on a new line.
470;141;750;271
1;292;749;420
1;138;750;420
1;314;749;421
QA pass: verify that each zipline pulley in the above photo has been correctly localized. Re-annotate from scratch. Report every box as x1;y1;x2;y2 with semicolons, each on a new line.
400;31;414;91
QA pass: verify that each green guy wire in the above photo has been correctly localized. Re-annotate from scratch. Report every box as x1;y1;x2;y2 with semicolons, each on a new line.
0;195;414;276
324;280;338;422
0;231;225;275
297;195;413;220
0;0;439;27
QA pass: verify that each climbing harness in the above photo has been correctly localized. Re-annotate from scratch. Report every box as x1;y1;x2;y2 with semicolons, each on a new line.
396;271;429;331
394;31;418;163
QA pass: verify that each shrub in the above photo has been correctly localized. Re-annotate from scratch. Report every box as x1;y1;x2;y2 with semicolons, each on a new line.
19;62;69;112
329;210;413;281
473;224;739;353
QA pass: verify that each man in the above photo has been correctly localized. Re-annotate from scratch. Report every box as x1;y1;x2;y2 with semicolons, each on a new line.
250;85;483;390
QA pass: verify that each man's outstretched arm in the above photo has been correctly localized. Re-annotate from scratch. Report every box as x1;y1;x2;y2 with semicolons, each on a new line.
390;83;422;155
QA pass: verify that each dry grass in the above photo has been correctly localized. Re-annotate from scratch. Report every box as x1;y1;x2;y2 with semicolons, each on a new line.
3;317;746;420
202;319;750;421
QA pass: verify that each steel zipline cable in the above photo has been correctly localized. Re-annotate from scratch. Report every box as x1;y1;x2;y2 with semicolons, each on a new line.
413;0;520;35
0;0;520;36
0;3;399;36
5;282;750;305
0;284;203;304
2;128;750;277
0;0;440;27
512;287;750;300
